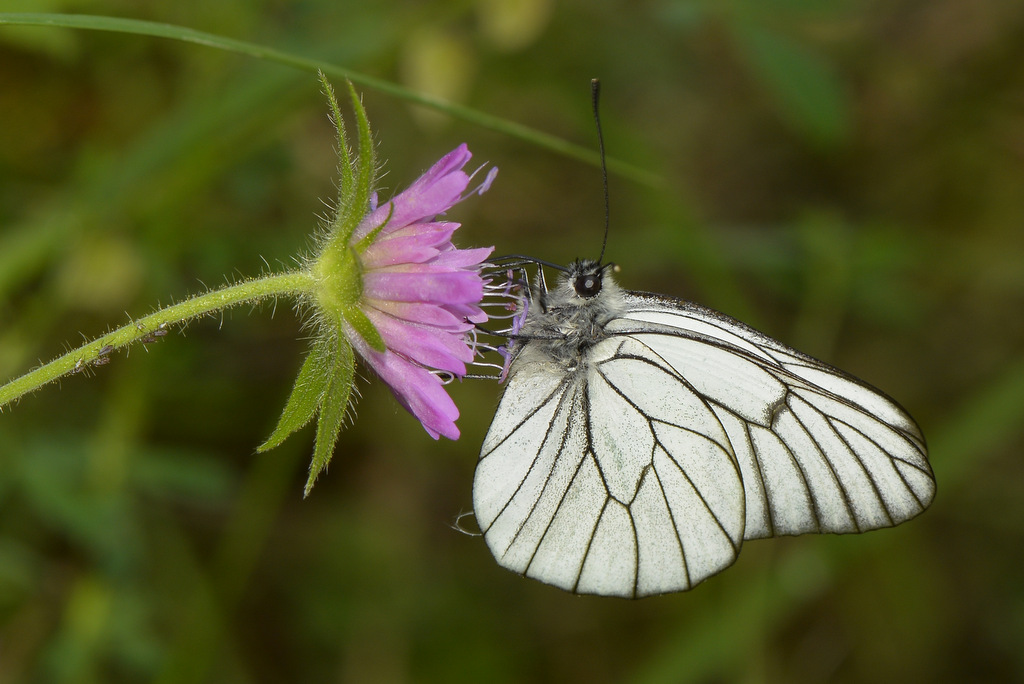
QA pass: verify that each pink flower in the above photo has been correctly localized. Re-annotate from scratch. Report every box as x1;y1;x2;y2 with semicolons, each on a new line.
345;144;497;439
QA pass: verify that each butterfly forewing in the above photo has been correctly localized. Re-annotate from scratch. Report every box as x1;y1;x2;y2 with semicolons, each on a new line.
616;293;935;540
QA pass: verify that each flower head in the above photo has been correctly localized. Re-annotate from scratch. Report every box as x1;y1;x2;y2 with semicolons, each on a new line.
346;144;497;439
262;76;497;495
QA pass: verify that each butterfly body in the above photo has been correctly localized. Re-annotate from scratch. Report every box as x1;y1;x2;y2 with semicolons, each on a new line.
474;259;934;598
512;259;623;372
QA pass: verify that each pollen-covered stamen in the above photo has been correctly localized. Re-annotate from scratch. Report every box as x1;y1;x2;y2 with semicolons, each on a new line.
433;370;456;385
445;331;507;379
472;264;535;381
480;276;523;331
467;165;499;198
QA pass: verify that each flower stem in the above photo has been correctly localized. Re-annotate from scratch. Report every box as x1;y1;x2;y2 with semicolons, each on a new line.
0;270;315;411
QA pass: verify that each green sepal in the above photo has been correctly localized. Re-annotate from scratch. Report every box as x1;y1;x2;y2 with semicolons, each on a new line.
305;336;355;496
318;71;354;214
257;333;336;453
329;80;376;248
354;202;394;254
343;305;385;353
349;79;375;231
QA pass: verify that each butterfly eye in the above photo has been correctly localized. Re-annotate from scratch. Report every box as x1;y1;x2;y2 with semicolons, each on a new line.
574;273;602;298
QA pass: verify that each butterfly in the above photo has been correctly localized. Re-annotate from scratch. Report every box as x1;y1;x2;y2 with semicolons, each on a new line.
472;256;935;598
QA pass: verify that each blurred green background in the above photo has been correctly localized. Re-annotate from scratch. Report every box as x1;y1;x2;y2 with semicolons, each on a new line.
2;1;1022;682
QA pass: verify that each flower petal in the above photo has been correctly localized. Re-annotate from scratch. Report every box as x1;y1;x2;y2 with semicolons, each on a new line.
364;271;484;306
361;224;459;269
403;143;472;198
353;336;461;440
376;221;459;246
351;145;474;243
369;299;472;330
429;246;495;269
382;175;468;233
441;302;489;324
366;311;474;374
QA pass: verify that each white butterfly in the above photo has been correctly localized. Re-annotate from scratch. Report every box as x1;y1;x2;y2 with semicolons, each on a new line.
473;258;935;598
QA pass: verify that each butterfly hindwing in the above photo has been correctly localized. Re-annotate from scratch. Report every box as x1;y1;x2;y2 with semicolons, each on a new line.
475;336;745;598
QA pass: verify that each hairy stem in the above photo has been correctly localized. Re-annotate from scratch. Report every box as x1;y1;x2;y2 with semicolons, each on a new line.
0;271;315;411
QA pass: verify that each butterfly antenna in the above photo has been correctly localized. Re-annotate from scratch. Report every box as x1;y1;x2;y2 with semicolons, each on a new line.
591;78;610;265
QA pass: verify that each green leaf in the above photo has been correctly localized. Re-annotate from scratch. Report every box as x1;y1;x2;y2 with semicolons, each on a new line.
305;337;355;496
732;22;851;147
257;335;335;453
343;305;386;353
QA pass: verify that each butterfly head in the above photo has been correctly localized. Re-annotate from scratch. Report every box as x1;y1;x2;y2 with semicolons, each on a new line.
567;258;621;302
571;259;604;298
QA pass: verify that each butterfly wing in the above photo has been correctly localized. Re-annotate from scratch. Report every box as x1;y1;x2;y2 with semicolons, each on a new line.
610;292;935;541
474;337;747;598
473;289;934;598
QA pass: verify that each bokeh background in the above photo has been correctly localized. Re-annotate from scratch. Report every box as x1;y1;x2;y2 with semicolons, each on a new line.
2;1;1023;682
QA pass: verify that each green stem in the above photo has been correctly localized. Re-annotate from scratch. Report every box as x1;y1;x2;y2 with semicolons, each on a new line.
0;12;663;189
0;271;315;411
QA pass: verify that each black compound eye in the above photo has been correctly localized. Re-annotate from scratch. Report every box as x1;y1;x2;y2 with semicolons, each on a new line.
574;272;602;298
